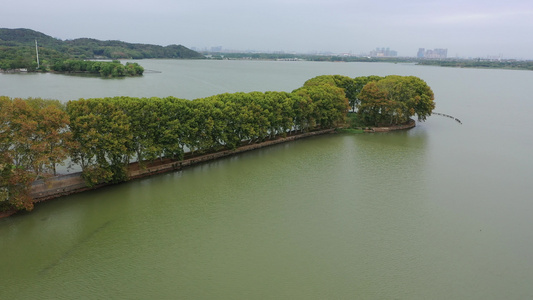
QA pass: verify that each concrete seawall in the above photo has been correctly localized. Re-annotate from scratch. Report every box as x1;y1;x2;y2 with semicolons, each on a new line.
29;129;336;203
363;119;416;132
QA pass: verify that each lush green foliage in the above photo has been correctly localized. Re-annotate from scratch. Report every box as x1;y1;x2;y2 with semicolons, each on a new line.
0;44;144;76
66;89;348;185
0;28;203;60
51;60;144;77
0;28;202;73
357;75;435;126
301;74;434;127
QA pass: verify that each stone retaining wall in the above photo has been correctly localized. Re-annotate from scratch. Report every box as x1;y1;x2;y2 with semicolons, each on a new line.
29;129;335;203
364;119;416;132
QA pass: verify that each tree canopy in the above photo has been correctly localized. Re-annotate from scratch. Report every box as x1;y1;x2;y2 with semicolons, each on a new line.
0;97;71;210
0;79;349;211
357;75;435;126
51;60;144;77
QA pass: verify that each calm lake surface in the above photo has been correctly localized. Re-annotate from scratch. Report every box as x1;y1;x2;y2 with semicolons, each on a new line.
1;60;533;299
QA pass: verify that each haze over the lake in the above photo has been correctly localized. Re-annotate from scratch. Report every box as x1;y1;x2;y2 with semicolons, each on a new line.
2;0;532;59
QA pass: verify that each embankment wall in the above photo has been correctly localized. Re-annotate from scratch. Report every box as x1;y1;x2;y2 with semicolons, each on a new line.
363;119;416;132
29;129;336;203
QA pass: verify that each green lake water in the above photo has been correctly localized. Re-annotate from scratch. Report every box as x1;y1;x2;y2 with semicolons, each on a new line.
1;60;532;299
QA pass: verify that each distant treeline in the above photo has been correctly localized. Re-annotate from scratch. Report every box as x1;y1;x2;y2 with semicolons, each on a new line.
209;52;533;71
0;55;144;77
0;74;435;212
0;28;203;72
417;59;533;71
51;60;144;77
208;52;416;63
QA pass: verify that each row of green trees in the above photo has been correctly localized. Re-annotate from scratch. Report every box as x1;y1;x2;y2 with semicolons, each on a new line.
0;74;435;212
50;60;144;77
67;85;348;185
0;49;144;77
0;79;349;211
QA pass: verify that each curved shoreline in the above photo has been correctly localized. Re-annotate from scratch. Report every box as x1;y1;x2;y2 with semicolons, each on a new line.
363;119;416;132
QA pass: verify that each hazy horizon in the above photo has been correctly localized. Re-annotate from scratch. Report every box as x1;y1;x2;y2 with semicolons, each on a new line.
2;0;532;59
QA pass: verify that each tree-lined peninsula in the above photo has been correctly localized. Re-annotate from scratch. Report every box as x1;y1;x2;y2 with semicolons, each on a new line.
1;74;435;213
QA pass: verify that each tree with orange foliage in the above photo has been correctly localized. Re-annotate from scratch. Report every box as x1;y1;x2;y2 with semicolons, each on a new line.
0;97;71;211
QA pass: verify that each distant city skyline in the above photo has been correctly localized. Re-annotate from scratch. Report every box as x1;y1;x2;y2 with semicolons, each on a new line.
192;45;506;60
2;0;532;60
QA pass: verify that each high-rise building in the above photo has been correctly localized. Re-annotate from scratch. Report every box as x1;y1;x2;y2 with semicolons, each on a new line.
369;47;398;57
417;48;425;58
417;48;447;59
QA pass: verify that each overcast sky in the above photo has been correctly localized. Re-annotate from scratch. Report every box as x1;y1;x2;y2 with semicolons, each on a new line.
2;0;532;59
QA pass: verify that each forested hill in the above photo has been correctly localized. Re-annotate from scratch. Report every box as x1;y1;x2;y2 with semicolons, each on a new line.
0;28;204;59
